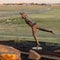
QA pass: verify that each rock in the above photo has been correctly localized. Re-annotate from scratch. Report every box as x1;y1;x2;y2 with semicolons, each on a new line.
54;49;60;52
28;50;41;60
0;45;21;60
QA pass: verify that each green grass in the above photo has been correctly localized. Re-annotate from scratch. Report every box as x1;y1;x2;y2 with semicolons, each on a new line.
0;5;60;44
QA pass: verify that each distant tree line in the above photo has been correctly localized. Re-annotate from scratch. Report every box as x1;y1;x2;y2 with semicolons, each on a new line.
0;3;60;6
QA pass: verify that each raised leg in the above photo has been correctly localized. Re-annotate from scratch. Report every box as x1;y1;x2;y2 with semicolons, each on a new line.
38;27;55;34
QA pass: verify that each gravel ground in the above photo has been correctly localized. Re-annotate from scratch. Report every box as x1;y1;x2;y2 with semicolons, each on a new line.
0;40;60;60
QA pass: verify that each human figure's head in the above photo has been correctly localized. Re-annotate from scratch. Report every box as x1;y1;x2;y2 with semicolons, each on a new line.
20;12;27;19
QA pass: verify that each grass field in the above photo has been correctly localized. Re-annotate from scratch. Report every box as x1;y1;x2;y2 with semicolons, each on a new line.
0;5;60;44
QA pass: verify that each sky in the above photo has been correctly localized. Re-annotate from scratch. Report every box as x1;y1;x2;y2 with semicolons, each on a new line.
0;0;60;4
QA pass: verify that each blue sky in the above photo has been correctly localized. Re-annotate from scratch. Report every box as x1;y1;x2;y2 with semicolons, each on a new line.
0;0;60;4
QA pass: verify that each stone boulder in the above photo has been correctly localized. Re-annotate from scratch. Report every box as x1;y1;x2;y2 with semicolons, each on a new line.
28;50;41;60
0;45;21;60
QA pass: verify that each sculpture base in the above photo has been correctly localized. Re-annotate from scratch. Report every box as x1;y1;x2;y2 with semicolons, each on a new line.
32;47;42;50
